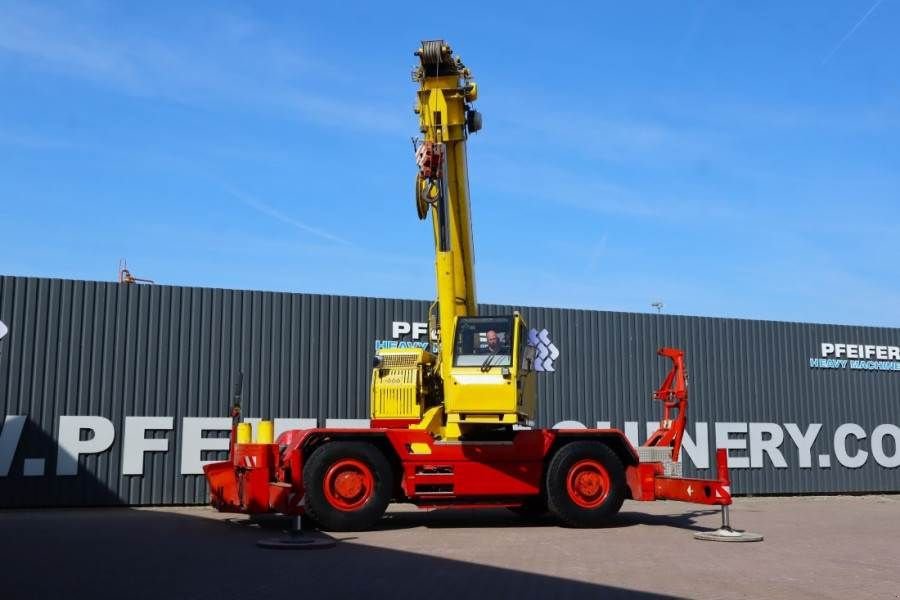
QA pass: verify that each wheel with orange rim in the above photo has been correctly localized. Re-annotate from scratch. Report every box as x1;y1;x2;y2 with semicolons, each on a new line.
565;458;612;508
322;458;375;511
546;441;626;527
303;442;393;532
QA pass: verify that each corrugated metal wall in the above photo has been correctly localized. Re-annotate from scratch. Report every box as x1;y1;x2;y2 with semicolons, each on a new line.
1;275;898;507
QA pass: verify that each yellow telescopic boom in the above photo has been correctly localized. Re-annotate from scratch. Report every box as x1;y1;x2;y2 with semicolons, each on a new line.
413;40;482;375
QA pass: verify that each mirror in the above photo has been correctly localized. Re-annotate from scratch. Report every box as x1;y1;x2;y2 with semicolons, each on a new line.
522;344;536;372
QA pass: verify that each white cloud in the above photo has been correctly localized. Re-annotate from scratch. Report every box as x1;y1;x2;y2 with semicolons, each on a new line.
219;184;350;245
0;3;408;134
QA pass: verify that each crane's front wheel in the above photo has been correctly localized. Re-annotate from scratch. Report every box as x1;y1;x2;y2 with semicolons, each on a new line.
303;441;393;531
546;441;626;527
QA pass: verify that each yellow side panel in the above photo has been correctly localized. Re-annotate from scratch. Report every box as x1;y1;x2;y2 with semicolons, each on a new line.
371;366;420;419
444;370;518;420
370;348;434;421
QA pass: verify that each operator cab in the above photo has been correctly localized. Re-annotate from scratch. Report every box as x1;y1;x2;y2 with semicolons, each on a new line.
444;313;537;431
453;316;513;369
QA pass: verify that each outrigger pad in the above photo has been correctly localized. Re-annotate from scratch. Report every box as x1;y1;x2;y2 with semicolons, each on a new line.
256;533;336;550
693;527;764;542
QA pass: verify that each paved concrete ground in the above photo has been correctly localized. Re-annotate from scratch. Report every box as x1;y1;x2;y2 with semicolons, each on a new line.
1;496;898;599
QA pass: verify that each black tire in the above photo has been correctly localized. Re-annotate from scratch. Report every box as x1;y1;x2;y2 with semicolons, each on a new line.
303;441;394;532
545;441;626;527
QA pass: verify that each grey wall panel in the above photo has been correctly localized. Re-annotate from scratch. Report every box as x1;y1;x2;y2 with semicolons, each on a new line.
1;275;898;507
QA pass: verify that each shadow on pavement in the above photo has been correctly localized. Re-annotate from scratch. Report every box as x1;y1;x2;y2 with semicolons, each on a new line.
0;507;684;600
359;506;720;533
616;508;721;532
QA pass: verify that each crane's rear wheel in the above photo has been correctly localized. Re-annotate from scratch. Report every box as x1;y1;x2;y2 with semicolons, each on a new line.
303;442;393;531
546;441;625;527
322;458;374;511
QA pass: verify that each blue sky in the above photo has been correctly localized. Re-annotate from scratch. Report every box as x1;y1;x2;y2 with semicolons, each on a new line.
1;1;898;326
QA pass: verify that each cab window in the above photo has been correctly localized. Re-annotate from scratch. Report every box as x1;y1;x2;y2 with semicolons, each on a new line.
453;317;513;367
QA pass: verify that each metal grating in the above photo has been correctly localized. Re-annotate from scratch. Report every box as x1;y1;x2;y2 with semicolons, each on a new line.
637;446;683;478
381;353;419;368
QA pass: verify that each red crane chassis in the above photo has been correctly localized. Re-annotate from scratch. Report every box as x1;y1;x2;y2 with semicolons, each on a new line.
204;348;735;530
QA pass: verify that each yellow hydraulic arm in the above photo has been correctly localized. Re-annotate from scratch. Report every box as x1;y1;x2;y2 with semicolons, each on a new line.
413;40;482;376
369;40;534;440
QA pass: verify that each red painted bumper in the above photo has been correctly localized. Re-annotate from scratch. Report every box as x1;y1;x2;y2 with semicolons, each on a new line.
627;448;733;506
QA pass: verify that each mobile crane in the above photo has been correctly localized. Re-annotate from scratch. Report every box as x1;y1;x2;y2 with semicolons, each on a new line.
204;40;750;537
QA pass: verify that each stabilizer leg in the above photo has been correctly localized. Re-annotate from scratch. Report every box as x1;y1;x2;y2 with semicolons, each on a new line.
694;505;764;542
256;515;337;550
